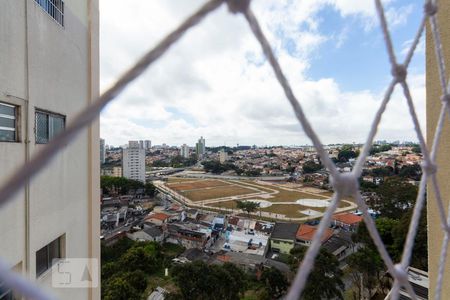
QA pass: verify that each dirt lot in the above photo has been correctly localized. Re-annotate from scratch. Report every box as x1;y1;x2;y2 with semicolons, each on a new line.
168;180;230;191
179;185;257;201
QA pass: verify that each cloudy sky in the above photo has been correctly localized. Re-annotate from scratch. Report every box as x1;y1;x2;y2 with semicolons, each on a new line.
99;0;425;147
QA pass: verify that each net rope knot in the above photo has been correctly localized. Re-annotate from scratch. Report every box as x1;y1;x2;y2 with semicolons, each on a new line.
226;0;251;14
422;160;438;175
330;173;358;197
424;2;438;16
391;64;407;82
394;264;408;283
441;93;450;104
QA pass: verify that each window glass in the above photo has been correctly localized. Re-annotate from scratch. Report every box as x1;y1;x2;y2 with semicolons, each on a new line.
48;238;61;265
0;103;15;116
0;118;15;128
50;115;64;139
36;112;49;144
0;130;15;142
36;246;48;277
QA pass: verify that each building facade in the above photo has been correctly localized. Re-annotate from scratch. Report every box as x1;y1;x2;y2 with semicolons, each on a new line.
195;136;205;159
144;140;151;150
0;0;100;299
219;149;228;163
100;138;105;164
180;144;189;158
123;141;146;183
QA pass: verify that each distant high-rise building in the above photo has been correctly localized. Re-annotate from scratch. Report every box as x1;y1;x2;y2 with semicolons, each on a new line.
219;149;228;163
180;144;190;158
100;138;106;164
139;140;144;149
123;141;146;183
144;140;151;150
196;136;206;158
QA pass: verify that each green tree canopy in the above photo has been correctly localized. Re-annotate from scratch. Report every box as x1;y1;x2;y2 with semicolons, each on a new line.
302;160;322;174
289;246;344;300
371;177;418;218
260;267;288;299
236;200;260;217
171;261;247;300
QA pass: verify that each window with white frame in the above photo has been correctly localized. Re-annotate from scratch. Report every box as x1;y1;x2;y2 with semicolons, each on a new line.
35;110;65;144
0;102;18;142
36;236;64;277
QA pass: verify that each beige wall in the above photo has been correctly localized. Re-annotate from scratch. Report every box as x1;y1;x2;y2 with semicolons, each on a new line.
0;0;99;299
427;2;450;299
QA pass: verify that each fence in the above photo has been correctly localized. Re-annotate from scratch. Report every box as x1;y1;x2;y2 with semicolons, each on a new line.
0;0;449;299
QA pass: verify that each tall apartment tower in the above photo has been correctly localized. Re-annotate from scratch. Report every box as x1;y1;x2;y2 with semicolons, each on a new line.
139;140;144;149
144;140;151;150
180;144;190;158
219;149;228;163
0;1;100;299
196;136;206;159
123;141;146;183
100;138;106;164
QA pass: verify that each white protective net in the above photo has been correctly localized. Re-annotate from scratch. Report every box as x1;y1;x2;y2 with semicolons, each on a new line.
0;0;449;299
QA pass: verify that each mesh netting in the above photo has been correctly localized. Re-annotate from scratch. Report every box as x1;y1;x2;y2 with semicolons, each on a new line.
0;0;449;299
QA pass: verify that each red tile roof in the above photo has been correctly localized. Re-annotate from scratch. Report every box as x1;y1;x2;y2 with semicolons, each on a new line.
217;255;231;262
333;213;363;225
147;212;170;221
296;224;333;242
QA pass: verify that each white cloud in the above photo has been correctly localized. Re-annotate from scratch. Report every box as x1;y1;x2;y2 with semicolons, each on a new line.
99;0;424;147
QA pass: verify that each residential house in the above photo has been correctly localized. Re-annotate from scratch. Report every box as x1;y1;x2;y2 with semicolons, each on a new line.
127;226;164;243
295;224;333;246
166;224;212;249
145;212;170;226
332;213;363;231
269;222;299;254
322;230;355;261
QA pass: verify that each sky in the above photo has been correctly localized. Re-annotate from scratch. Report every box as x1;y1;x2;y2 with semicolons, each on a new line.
99;0;425;147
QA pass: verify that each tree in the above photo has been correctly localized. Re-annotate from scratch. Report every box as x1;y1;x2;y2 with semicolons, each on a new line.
302;160;322;174
103;276;141;300
338;149;358;162
289;247;344;300
392;208;428;270
399;164;422;181
145;182;157;196
347;247;385;299
236;200;260;218
171;261;246;300
371;177;418;218
260;267;288;299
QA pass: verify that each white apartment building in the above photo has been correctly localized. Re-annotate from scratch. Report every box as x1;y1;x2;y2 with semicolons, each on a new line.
123;141;146;183
144;140;151;150
196;136;206;158
0;1;100;299
180;144;190;158
219;149;228;163
100;138;106;164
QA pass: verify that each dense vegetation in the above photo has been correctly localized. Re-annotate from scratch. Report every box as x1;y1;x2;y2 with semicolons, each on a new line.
100;176;156;196
101;239;290;300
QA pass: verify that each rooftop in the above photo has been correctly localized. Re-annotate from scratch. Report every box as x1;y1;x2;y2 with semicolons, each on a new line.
271;222;299;240
296;224;333;243
333;213;363;225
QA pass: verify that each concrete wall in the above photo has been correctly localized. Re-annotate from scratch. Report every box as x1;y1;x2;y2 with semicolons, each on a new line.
0;1;99;299
427;2;450;298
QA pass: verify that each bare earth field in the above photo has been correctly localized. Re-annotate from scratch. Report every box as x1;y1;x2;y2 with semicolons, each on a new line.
179;185;257;202
164;177;356;219
168;180;230;191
